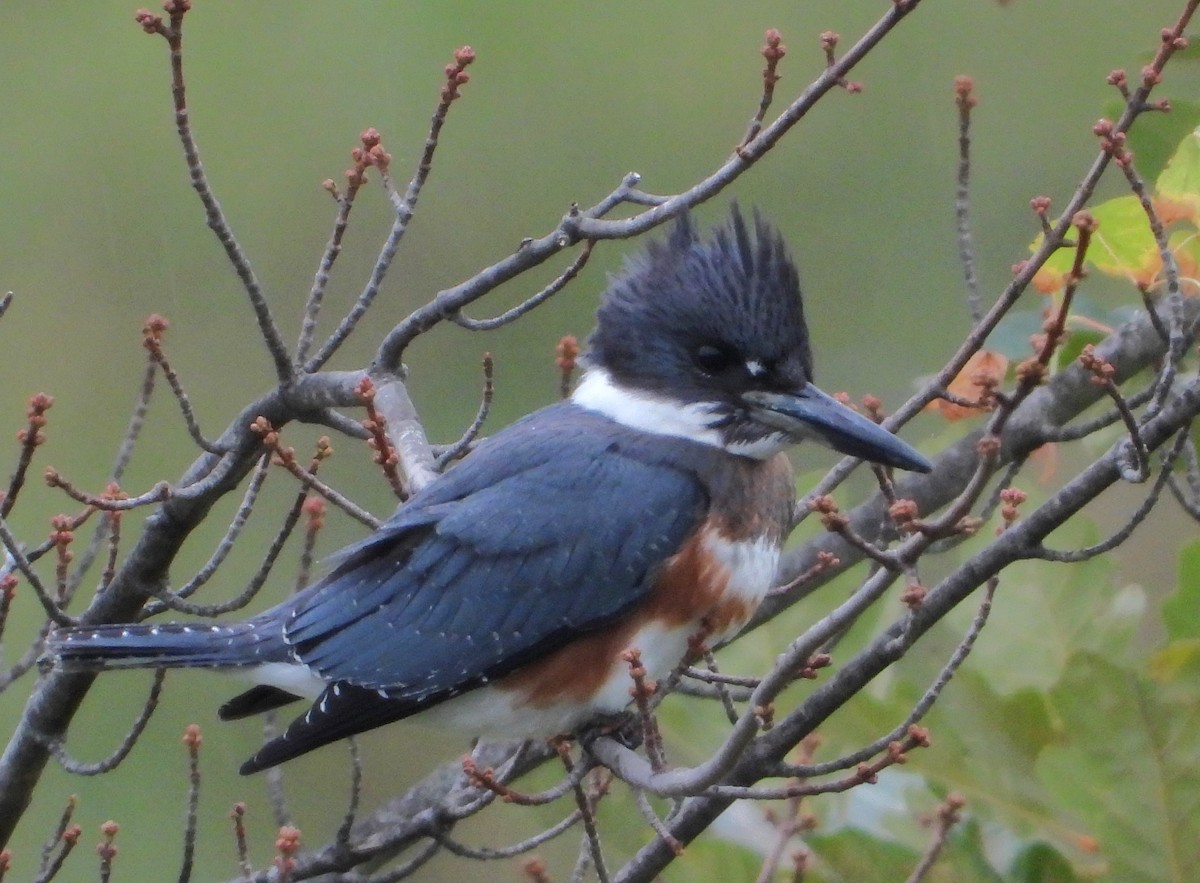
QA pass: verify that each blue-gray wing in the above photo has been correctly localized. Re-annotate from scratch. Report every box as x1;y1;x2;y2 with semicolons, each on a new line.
283;405;709;705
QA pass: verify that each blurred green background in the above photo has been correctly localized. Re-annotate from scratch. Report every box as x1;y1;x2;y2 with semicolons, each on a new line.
0;1;1196;880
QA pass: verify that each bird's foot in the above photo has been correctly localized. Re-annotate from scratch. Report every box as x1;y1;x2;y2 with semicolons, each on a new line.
576;711;644;751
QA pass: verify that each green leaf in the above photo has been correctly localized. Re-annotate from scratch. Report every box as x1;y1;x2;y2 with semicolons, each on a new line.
1008;840;1080;883
1113;99;1200;182
1084;195;1161;285
671;835;768;882
1162;540;1200;641
805;828;923;882
1156;125;1200;218
961;532;1144;695
1037;652;1200;883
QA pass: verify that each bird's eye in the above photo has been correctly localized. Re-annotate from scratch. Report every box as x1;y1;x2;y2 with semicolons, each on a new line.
694;344;737;375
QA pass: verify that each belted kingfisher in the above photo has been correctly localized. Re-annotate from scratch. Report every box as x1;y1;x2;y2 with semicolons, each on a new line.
48;208;931;774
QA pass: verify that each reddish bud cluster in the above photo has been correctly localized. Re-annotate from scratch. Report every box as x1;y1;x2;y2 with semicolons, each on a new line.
906;723;932;748
956;515;983;537
302;496;326;532
754;703;775;730
1078;343;1116;387
798;652;832;679
62;824;82;846
1030;196;1052;217
792;851;811;875
1092;120;1131;164
762;28;786;62
809;494;849;531
249;415;279;448
50;514;74;562
808;494;838;515
96;819;120;865
441;45;476;104
314;436;333;462
18;393;53;447
888;498;919;525
954;74;977;110
274;825;301;880
937;792;967;825
900;582;926;608
1071;210;1098;235
523;857;552;883
1;573;17;601
1107;68;1128;89
975;435;1001;459
134;9;165;34
27;393;53;421
999;486;1027;530
142;313;169;344
182;722;202;750
104;483;128;525
855;761;879;785
135;1;188;36
346;128;392;189
1015;356;1047;387
620;647;657;700
555;335;580;373
761;28;787;87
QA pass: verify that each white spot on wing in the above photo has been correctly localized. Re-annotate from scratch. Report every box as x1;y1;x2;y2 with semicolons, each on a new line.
247;662;325;698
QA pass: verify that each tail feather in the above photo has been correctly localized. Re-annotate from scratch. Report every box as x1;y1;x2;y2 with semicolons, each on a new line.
47;620;287;672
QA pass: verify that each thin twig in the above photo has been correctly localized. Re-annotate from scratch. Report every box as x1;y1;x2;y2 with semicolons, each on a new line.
140;454;271;616
230;803;252;881
0;516;74;626
46;670;165;776
431;811;581;860
136;5;292;381
435;353;495;470
336;737;363;850
142;314;222;452
904;794;966;883
1;392;53;519
1033;428;1185;562
295;175;364;368
36;795;77;883
306;48;476;372
178;723;202;883
953;76;982;322
452;241;595;331
739;29;787;148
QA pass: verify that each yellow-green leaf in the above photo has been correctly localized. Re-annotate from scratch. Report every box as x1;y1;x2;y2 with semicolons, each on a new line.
1156;125;1200;220
1085;195;1160;285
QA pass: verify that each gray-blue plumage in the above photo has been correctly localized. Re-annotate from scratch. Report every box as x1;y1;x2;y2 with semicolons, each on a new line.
285;403;711;696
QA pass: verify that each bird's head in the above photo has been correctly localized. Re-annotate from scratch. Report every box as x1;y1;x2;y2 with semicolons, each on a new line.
575;207;932;472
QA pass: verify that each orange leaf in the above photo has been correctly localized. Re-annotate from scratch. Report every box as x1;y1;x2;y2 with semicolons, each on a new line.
928;350;1008;421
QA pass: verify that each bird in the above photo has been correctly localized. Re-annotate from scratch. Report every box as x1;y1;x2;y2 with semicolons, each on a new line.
47;207;932;775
